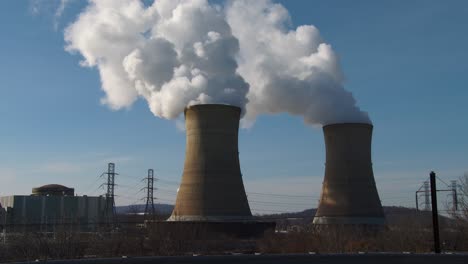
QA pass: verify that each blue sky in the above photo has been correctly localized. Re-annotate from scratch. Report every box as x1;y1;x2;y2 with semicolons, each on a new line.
0;0;467;214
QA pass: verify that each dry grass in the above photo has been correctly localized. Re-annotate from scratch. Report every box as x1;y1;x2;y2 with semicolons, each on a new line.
1;218;468;262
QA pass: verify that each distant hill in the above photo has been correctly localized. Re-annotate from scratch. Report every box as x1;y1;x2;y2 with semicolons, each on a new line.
116;204;453;226
255;206;453;226
116;203;174;215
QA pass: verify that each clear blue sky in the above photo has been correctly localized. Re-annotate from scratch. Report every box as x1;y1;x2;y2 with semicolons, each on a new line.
0;0;467;214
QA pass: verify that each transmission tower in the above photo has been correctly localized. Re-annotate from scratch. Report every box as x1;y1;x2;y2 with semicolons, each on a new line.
424;181;431;211
415;176;459;212
144;169;157;221
104;163;117;225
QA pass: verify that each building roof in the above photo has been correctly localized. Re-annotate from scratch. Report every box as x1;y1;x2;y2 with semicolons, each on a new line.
35;184;71;190
32;184;74;196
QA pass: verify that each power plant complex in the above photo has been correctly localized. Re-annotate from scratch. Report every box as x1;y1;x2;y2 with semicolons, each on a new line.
0;104;385;234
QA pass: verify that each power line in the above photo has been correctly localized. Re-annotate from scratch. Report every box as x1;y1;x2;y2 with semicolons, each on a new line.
89;184;105;196
82;173;105;195
158;178;180;185
247;191;318;198
415;173;459;212
249;200;313;207
157;198;176;203
251;208;296;213
436;176;451;188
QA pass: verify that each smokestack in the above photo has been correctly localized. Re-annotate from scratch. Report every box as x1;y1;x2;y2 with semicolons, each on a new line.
168;104;252;221
313;123;385;225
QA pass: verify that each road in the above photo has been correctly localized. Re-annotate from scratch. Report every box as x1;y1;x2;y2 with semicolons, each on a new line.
6;253;468;264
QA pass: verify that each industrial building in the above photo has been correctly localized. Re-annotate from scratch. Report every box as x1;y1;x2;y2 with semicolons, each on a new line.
313;123;385;226
0;202;5;231
0;184;112;232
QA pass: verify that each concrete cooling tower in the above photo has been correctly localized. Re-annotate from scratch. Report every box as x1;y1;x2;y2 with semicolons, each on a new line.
313;123;385;225
168;104;252;221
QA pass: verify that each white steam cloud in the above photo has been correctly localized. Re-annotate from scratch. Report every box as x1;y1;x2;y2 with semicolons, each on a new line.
65;0;370;126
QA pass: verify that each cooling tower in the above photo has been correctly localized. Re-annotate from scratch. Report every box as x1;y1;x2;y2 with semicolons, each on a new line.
168;104;252;221
313;123;385;225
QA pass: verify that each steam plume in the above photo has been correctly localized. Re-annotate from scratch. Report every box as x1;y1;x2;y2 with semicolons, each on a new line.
65;0;370;126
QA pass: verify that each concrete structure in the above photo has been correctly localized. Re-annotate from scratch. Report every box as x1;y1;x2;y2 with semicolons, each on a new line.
32;184;74;196
313;123;385;225
0;184;112;232
169;104;252;221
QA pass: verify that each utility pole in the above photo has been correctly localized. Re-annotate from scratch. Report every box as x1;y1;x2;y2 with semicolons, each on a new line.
104;163;117;226
415;192;419;211
430;171;441;254
144;169;156;221
451;180;458;211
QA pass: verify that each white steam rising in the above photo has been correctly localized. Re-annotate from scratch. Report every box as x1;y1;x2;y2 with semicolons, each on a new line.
65;0;370;125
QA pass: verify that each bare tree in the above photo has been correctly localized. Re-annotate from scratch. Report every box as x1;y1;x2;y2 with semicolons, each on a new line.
449;173;468;221
444;173;468;250
459;173;468;217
